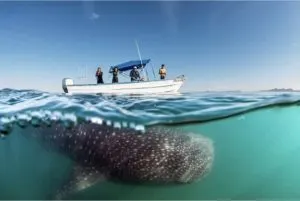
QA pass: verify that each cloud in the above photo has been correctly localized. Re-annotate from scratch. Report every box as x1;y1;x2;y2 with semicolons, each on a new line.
90;12;100;20
82;1;100;20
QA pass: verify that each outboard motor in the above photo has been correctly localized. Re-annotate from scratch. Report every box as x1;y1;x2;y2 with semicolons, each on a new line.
62;78;74;93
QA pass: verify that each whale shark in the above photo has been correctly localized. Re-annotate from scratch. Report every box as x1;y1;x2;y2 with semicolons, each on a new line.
23;119;214;199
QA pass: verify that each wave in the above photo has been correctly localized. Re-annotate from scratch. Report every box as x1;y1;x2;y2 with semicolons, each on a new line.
1;88;300;135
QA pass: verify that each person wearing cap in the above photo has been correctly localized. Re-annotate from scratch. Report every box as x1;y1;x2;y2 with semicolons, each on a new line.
130;66;141;82
159;64;167;79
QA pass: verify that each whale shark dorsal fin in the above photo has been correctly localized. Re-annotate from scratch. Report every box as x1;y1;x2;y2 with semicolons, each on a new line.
54;165;106;200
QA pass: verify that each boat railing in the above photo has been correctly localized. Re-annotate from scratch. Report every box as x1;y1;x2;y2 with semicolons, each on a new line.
174;75;185;82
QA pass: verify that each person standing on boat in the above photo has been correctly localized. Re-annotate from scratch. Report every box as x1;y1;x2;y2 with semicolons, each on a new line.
159;64;167;79
95;67;104;84
130;66;140;82
112;67;119;83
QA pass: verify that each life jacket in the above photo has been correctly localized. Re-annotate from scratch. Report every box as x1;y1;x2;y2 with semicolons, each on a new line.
159;68;166;75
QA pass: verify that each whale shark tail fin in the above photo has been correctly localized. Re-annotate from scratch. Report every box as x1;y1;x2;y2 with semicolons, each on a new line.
53;165;106;200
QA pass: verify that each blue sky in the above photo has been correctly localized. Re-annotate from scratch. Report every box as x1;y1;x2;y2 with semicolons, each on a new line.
0;1;300;92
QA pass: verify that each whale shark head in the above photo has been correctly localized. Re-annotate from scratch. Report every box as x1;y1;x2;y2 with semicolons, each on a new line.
22;119;214;199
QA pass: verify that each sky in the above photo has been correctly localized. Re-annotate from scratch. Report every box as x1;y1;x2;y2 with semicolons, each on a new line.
0;1;300;92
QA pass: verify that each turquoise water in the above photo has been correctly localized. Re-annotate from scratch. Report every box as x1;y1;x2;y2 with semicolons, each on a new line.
1;89;300;199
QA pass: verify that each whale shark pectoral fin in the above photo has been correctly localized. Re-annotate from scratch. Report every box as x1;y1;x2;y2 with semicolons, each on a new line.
54;165;106;200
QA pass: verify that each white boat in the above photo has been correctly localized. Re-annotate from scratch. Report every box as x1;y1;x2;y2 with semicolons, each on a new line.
62;59;185;95
62;76;184;95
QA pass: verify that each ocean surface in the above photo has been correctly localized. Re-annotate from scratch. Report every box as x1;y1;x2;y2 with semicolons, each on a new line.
1;88;300;200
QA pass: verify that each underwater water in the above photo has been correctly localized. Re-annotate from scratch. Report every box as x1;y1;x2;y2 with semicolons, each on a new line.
1;88;300;199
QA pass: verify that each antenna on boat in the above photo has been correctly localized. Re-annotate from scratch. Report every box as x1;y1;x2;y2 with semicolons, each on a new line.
78;65;87;80
135;39;148;81
150;62;157;79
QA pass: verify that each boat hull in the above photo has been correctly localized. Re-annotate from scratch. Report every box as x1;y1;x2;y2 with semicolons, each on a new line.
62;77;184;95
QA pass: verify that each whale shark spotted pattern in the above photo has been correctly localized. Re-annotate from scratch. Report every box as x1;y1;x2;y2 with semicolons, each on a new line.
24;119;214;199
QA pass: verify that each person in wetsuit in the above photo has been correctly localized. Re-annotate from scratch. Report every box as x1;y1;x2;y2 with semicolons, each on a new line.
130;66;140;82
112;67;119;83
95;67;104;84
